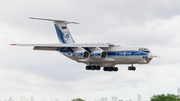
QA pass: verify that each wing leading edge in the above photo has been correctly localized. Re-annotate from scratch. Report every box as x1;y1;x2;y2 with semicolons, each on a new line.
10;43;113;51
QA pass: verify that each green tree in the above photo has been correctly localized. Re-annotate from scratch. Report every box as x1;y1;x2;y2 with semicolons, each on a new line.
151;94;180;101
72;98;85;101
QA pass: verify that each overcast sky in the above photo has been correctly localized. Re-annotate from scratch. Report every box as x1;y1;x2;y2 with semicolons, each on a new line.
1;0;180;101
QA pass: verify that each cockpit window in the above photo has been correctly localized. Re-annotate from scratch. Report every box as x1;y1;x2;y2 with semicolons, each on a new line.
138;47;150;53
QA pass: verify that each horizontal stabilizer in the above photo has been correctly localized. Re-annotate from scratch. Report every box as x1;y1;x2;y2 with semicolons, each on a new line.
29;17;79;24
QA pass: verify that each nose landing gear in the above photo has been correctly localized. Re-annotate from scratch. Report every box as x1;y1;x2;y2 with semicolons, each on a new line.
128;64;136;71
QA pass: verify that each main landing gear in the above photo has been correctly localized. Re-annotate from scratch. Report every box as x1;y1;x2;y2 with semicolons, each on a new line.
86;66;101;70
103;67;118;72
85;66;118;72
128;64;136;71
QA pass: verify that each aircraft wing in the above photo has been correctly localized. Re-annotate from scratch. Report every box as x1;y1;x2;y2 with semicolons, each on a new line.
11;43;114;51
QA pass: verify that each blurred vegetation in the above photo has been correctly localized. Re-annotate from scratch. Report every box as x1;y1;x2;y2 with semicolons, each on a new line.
151;94;180;101
72;98;85;101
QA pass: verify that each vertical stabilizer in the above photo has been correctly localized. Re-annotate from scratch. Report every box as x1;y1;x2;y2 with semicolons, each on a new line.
29;17;78;44
54;22;75;44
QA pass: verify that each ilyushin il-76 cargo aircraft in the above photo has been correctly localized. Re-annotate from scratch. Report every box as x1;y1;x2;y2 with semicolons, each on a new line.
11;17;156;72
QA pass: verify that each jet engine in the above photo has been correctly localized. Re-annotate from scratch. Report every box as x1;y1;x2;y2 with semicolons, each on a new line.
72;50;90;59
89;51;107;59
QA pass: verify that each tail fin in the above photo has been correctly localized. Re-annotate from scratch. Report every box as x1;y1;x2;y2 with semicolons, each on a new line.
29;17;79;44
54;22;75;44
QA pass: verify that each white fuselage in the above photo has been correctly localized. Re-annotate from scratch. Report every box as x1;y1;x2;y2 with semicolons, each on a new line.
60;44;153;67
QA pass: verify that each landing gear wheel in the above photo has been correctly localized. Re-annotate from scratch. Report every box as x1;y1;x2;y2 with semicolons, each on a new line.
91;66;96;70
128;66;136;71
113;67;118;71
96;66;101;70
103;67;108;71
109;67;113;71
132;67;136;71
128;66;132;70
86;66;91;70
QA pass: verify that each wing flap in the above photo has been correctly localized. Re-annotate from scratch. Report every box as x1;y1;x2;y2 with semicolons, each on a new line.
33;46;59;51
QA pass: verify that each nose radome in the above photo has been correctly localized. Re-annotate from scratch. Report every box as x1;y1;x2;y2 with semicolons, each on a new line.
148;53;153;59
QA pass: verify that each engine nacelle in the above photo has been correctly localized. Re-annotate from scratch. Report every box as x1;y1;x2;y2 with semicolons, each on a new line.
72;50;89;59
90;51;107;59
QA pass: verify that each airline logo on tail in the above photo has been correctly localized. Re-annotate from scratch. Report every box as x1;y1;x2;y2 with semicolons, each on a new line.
61;26;70;42
64;31;70;42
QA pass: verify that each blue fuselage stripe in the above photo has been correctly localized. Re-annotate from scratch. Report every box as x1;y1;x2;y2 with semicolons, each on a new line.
107;51;148;56
60;51;148;57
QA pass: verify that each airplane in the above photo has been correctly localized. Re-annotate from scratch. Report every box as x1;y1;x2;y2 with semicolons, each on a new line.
11;17;155;72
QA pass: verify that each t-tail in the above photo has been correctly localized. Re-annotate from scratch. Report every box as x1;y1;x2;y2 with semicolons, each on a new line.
29;17;79;44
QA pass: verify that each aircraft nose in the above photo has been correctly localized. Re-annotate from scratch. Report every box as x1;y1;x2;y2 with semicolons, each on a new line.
148;53;153;59
146;53;153;63
144;53;153;63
